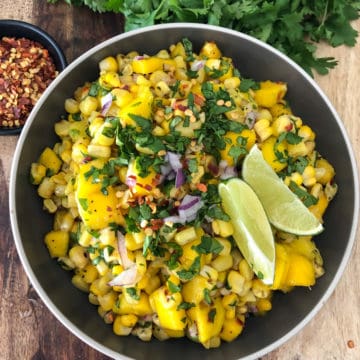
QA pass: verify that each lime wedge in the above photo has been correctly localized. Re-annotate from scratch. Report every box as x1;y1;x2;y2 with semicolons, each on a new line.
219;178;275;285
242;145;323;236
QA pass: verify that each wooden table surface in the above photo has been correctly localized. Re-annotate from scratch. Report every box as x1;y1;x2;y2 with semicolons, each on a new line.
1;1;359;359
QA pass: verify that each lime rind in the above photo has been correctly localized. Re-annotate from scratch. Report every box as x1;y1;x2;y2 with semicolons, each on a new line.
219;179;275;285
242;145;323;236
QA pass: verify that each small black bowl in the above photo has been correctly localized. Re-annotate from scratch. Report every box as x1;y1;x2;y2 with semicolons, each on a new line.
0;19;68;135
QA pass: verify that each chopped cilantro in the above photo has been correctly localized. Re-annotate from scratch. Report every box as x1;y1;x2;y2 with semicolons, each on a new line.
168;280;182;293
177;301;195;311
182;38;195;62
203;288;212;305
177;256;201;280
192;235;224;255
71;112;82;121
139;204;152;220
187;158;198;173
166;242;183;270
239;78;260;92
88;82;100;96
128;113;152;131
208;308;217;323
78;198;88;211
289;181;319;207
206;205;230;221
126;287;140;301
205;60;231;79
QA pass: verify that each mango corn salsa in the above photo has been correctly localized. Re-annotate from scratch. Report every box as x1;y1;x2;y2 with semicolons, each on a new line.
31;39;337;348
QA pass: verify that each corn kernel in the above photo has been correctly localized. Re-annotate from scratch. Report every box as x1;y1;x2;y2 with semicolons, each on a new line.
99;56;119;72
239;259;254;280
211;254;233;272
227;270;245;295
302;165;316;187
120;314;138;328
79;96;98;116
212;220;234;238
254;118;273;142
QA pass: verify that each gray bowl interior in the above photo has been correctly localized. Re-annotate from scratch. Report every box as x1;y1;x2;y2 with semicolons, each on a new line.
10;24;358;360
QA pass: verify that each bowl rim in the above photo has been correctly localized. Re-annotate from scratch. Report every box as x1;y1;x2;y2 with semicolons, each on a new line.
9;22;360;360
0;19;68;136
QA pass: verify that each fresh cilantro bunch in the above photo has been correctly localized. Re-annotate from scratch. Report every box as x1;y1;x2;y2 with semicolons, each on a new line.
48;0;360;75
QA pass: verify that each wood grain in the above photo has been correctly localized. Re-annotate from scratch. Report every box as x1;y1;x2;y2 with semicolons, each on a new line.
1;2;359;359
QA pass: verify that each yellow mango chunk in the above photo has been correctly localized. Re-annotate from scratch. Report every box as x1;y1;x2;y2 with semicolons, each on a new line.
286;237;316;261
220;317;244;342
38;147;62;175
200;41;222;59
114;292;152;317
76;160;124;230
132;57;176;74
179;238;205;270
30;163;47;185
309;191;329;220
149;286;187;331
164;329;185;338
182;275;213;304
126;157;159;197
269;103;292;118
188;298;225;345
118;87;153;127
44;230;69;258
261;136;288;172
315;158;335;185
254;81;287;108
271;243;291;291
285;252;315;287
219;129;256;166
272;241;316;290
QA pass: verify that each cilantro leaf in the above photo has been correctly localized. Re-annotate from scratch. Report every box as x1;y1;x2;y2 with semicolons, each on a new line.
192;235;224;255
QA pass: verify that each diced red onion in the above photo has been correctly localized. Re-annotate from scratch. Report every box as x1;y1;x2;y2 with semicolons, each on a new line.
178;195;203;222
117;231;134;269
160;163;173;177
134;55;145;60
100;92;113;116
219;160;238;180
207;162;219;177
178;194;201;210
163;195;203;224
175;169;185;188
248;304;259;313
125;174;137;188
191;60;205;72
187;322;198;340
163;215;187;224
167;152;182;171
108;264;138;287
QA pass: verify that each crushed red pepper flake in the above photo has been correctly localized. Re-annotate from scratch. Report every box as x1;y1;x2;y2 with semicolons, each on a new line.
0;36;58;128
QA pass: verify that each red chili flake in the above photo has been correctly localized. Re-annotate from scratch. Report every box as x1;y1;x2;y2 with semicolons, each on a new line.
81;156;93;164
285;123;293;132
0;36;58;128
144;184;152;191
150;219;163;231
106;206;113;212
347;340;355;349
173;101;188;111
137;197;145;205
